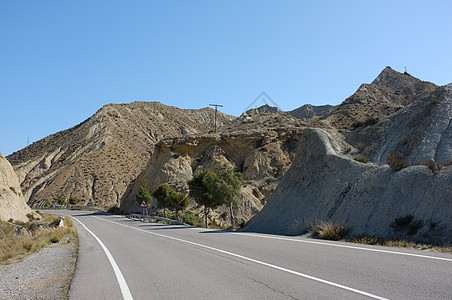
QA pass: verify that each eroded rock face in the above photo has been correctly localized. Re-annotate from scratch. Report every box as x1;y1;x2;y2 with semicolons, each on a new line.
7;102;234;209
244;83;452;244
120;121;303;226
0;152;32;222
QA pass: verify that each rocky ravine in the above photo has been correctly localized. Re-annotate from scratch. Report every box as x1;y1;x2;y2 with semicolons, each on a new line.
0;151;33;222
245;83;452;244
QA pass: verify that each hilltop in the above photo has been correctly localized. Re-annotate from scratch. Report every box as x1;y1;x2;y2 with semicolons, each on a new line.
7;102;233;210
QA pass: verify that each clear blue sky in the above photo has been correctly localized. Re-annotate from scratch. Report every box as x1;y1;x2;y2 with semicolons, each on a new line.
1;0;451;156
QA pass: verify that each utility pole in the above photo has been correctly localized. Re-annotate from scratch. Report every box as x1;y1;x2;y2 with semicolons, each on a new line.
209;104;223;133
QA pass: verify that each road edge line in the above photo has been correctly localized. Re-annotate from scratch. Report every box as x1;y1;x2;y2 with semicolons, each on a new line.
72;217;134;300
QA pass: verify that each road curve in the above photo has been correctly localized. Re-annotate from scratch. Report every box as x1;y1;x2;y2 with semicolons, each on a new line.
63;211;452;299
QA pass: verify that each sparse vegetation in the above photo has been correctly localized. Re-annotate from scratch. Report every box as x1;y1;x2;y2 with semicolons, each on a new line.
354;155;370;164
157;211;205;227
349;236;451;252
351;117;379;129
0;213;77;265
136;186;153;206
390;214;414;228
390;214;423;235
69;196;78;206
214;163;243;227
310;221;348;240
424;160;442;174
387;151;408;170
187;164;243;228
188;169;222;228
57;196;66;207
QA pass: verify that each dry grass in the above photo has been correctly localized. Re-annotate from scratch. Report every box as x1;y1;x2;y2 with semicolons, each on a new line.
310;221;348;241
0;213;77;265
350;236;452;253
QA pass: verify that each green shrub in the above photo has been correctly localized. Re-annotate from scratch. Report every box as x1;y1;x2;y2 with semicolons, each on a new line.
352;117;379;129
354;155;370;164
387;151;408;170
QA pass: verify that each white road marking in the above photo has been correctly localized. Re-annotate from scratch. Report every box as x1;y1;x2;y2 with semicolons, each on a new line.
72;217;134;300
95;216;388;300
225;232;452;262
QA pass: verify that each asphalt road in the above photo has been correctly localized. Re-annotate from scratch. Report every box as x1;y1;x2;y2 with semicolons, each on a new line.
61;210;452;300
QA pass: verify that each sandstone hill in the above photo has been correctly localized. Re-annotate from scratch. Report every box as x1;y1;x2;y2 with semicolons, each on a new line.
244;82;452;244
0;151;33;222
318;67;437;129
7;102;233;209
120;111;306;225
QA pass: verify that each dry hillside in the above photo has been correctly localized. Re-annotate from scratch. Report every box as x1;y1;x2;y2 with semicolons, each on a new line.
319;66;437;129
7;102;233;209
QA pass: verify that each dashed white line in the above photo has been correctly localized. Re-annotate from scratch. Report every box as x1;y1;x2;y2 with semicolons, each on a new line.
72;217;134;300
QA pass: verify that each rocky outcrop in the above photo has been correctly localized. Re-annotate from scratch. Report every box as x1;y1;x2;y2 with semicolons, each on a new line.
120;120;304;225
288;104;335;121
7;102;234;209
244;83;452;244
243;104;283;116
320;67;437;129
0;152;33;222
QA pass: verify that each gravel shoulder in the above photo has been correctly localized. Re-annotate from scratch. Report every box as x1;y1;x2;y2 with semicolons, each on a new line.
0;236;76;300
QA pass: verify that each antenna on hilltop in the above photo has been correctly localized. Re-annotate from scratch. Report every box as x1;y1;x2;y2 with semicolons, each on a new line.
209;104;223;133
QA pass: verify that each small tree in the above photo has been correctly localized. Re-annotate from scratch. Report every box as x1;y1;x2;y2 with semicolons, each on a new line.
215;164;243;227
152;184;173;218
136;186;153;211
69;196;78;206
57;196;66;207
169;192;189;221
188;169;222;228
44;200;52;208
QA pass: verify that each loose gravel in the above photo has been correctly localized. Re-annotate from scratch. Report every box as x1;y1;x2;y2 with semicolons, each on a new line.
0;238;76;300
